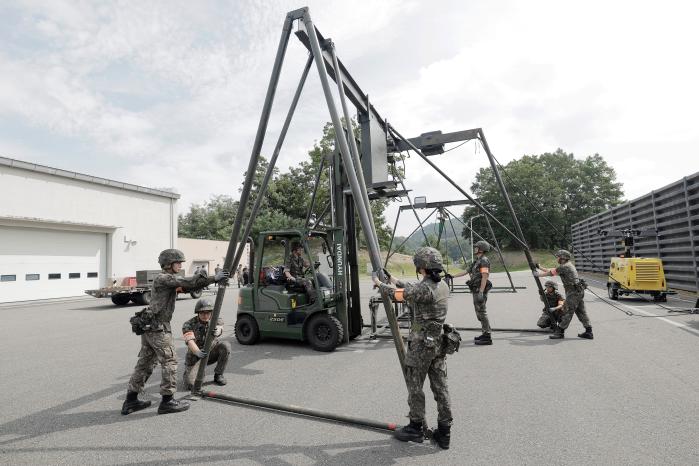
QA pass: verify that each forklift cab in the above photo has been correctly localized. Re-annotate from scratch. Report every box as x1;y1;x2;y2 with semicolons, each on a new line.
235;229;343;351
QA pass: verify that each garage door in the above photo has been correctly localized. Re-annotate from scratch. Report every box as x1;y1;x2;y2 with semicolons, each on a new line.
0;226;107;303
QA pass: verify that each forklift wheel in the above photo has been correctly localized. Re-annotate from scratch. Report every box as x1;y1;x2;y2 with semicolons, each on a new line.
307;314;343;352
235;314;260;345
607;284;619;301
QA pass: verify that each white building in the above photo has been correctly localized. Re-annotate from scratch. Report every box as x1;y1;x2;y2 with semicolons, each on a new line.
0;156;179;303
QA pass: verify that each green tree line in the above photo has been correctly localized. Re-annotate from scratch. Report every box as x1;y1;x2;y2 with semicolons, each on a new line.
463;149;624;250
179;122;393;246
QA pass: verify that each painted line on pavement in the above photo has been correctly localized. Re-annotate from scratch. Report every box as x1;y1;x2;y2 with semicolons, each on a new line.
621;303;699;336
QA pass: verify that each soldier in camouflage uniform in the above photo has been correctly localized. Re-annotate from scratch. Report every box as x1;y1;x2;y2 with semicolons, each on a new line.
372;247;453;450
284;242;315;303
537;279;565;329
535;249;593;340
182;298;231;389
450;240;494;345
121;249;229;416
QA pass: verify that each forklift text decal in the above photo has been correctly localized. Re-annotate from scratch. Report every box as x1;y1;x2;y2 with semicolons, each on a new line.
336;243;343;276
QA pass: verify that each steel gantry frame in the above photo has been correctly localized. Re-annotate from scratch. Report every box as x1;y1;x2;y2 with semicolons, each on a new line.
188;6;546;432
383;199;518;293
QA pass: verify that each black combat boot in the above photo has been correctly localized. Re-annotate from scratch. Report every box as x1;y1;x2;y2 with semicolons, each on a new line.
549;327;564;339
157;395;190;414
394;420;424;443
432;422;451;449
121;391;152;415
474;333;492;345
578;327;594;339
214;373;227;386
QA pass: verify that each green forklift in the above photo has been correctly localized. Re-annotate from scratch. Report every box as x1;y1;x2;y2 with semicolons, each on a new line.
234;228;361;352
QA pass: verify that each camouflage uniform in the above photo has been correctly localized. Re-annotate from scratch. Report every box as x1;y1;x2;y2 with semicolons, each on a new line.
127;271;215;396
552;262;591;330
182;315;231;387
378;275;452;426
469;255;492;333
285;253;315;300
537;290;565;328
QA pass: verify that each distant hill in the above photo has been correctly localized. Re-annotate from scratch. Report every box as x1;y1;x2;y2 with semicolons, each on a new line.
392;221;472;265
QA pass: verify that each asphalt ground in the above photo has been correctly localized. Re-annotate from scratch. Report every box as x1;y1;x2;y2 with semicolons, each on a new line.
1;271;698;465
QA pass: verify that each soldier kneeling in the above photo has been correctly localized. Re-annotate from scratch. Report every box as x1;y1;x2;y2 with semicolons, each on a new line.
537;279;565;330
182;299;231;389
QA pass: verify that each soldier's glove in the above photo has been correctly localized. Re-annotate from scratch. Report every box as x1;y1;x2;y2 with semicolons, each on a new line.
382;268;392;280
214;325;223;337
193;349;208;359
214;269;230;284
535;263;541;270
532;270;539;278
476;291;485;303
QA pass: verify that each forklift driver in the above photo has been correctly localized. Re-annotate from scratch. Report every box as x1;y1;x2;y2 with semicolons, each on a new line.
284;242;316;303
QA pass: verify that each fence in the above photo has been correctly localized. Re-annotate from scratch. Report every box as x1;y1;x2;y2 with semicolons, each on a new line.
571;172;699;292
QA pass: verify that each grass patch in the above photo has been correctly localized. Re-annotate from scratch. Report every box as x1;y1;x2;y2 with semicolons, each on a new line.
358;249;561;276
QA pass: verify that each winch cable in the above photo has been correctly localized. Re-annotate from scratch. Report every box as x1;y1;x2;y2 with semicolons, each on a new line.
481;145;696;317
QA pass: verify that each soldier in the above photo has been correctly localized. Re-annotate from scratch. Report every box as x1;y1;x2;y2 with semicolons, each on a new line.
450;240;493;345
182;298;231;390
121;249;229;416
535;249;593;340
372;247;453;450
537;279;565;329
284;242;315;303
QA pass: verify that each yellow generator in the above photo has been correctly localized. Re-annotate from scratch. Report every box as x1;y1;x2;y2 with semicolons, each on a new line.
607;257;668;302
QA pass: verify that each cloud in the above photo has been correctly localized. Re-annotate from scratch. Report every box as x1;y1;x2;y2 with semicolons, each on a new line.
0;0;698;235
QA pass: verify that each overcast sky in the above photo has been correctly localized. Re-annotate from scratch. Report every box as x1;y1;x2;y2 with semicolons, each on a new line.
1;0;697;236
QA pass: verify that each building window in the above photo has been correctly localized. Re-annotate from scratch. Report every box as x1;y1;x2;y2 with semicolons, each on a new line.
1;275;16;282
69;273;81;279
48;273;61;280
26;274;40;281
87;272;98;278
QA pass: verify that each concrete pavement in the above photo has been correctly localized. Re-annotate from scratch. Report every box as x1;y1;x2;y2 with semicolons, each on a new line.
1;271;697;465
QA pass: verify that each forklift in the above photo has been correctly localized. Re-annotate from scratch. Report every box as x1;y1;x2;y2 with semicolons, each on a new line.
235;229;353;351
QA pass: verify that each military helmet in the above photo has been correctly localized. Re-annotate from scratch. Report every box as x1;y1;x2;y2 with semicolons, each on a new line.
474;240;491;252
413;247;444;271
158;248;186;268
554;249;572;260
195;298;214;313
543;279;558;290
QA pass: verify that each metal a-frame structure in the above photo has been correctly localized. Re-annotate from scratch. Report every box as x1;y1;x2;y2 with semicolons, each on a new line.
192;7;547;399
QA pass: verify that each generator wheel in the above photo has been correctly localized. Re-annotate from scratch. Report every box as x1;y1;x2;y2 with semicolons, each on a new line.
235;314;260;345
111;294;131;306
190;289;202;299
607;284;619;300
307;314;343;352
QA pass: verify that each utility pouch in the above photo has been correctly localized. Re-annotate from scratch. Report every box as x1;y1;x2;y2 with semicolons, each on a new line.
441;323;462;354
130;307;157;335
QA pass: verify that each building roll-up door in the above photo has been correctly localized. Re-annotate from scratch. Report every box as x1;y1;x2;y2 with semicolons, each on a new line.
0;226;107;303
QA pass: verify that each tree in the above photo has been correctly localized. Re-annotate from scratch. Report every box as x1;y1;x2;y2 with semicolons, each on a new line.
179;121;394;245
464;149;623;249
178;195;239;240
